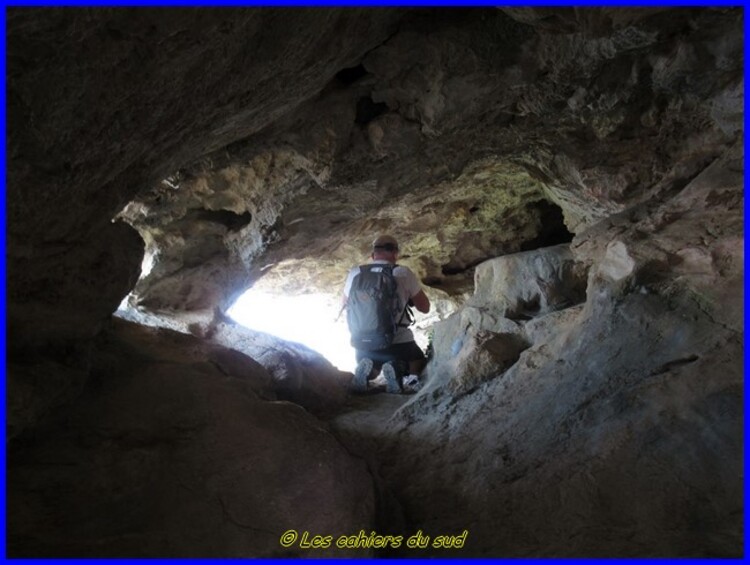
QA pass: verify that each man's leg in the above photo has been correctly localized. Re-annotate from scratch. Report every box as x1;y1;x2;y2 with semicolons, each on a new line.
352;358;372;392
379;342;426;393
366;348;403;393
367;343;425;394
398;342;427;392
381;362;402;394
352;350;379;392
408;357;426;376
399;341;426;377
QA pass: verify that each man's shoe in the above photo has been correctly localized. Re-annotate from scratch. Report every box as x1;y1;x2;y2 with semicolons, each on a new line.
353;358;373;392
402;374;422;392
382;362;401;394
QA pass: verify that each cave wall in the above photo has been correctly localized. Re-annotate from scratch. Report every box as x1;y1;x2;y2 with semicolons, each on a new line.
382;141;743;556
115;8;741;333
7;8;404;437
8;319;374;557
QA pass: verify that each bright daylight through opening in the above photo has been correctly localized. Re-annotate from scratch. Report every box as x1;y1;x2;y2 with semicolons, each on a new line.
227;289;356;372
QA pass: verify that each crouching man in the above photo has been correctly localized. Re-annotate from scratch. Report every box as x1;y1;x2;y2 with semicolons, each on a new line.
342;235;430;393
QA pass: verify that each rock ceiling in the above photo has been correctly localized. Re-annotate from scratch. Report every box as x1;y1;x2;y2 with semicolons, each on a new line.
7;4;742;424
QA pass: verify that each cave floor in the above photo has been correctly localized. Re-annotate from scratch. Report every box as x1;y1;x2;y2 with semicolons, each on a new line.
325;385;413;455
324;385;444;557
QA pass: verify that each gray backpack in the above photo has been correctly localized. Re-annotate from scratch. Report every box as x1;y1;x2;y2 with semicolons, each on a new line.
347;264;401;351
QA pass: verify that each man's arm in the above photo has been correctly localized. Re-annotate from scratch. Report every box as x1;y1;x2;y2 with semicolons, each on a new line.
336;294;348;322
410;289;430;313
341;267;357;310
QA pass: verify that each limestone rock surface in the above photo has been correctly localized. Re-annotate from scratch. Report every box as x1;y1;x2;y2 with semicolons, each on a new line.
7;7;403;436
8;319;375;557
384;287;742;556
428;244;588;392
209;320;352;415
378;135;743;557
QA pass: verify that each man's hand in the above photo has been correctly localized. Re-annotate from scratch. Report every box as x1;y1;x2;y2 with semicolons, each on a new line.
410;290;430;314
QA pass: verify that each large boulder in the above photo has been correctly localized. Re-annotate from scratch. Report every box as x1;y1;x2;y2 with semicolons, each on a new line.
7;319;375;557
428;243;588;392
209;320;352;415
379;137;743;557
7;221;144;439
472;244;588;320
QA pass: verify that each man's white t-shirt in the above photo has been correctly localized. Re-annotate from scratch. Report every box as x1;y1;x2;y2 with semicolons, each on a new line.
343;260;422;345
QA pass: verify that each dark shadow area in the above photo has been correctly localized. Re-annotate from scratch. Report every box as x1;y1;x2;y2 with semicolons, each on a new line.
506;294;542;320
355;96;388;125
336;63;368;85
193;209;252;232
520;200;573;251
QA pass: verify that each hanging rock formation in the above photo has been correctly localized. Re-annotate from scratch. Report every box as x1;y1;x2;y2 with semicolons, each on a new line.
6;7;743;557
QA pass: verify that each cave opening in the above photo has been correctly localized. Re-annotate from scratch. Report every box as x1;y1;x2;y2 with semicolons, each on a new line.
355;95;388;124
520;199;574;251
194;209;253;232
227;287;356;371
335;63;368;85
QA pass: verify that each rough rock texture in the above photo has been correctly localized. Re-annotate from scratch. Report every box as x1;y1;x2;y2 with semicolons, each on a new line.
7;7;403;437
427;244;587;395
6;7;743;558
8;319;375;557
115;306;352;414
7;221;144;438
114;8;742;329
377;141;743;557
472;244;588;319
209;320;352;415
382;289;742;556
